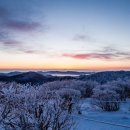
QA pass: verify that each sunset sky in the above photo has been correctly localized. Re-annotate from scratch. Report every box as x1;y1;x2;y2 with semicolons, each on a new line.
0;0;130;71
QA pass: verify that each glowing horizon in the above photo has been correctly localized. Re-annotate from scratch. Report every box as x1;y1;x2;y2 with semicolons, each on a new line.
0;0;130;71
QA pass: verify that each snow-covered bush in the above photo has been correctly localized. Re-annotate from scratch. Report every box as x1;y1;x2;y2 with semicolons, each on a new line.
0;82;73;130
82;81;98;98
42;80;99;98
92;84;120;111
107;79;130;100
56;88;81;100
107;80;127;101
123;79;130;98
56;88;81;113
43;80;85;93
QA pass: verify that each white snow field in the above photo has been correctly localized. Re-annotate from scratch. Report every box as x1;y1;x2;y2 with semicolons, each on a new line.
74;98;130;130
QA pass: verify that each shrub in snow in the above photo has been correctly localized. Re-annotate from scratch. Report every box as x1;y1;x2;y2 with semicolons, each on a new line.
43;80;98;98
108;80;128;101
92;85;120;111
42;80;86;97
56;88;81;100
123;79;130;98
56;88;81;113
83;81;98;98
0;82;73;130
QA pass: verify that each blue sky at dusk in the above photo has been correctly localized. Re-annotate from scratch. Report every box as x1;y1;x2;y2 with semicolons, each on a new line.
0;0;130;71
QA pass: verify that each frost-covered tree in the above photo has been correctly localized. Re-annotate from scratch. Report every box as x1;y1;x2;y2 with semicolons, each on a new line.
107;79;130;101
41;80;99;98
0;82;73;130
83;80;98;98
92;84;120;111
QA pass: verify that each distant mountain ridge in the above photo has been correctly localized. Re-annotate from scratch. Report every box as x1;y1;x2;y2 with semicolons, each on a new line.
0;70;130;84
79;70;130;84
0;71;24;76
41;71;93;75
0;71;75;84
0;71;93;77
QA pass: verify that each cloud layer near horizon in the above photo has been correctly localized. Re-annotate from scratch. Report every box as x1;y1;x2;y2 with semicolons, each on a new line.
62;48;130;61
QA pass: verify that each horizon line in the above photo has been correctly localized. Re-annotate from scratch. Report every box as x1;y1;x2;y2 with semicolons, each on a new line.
0;68;130;73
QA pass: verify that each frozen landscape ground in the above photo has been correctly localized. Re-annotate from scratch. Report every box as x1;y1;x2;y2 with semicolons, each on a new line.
74;98;130;130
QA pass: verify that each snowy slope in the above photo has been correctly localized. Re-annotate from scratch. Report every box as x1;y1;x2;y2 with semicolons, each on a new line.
74;98;130;130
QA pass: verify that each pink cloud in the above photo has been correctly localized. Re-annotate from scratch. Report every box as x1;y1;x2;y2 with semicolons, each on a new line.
63;53;117;60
